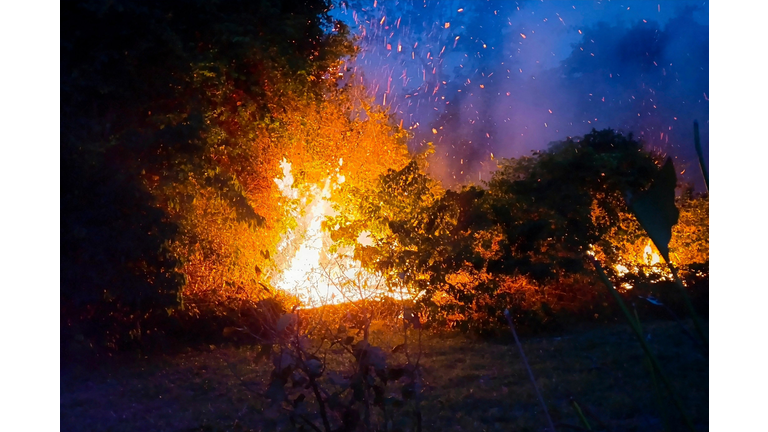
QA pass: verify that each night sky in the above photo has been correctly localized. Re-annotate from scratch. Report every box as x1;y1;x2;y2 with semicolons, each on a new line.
332;0;709;189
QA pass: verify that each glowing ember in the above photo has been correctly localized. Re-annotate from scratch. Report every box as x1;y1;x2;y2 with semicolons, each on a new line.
271;160;396;307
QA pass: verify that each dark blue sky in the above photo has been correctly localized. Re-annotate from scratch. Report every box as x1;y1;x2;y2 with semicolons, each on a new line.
333;0;709;189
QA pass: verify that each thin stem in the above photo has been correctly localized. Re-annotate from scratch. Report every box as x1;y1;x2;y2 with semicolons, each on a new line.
587;255;697;432
296;413;324;432
665;260;708;348
693;120;708;191
634;306;670;432
504;309;557;432
291;315;332;432
639;294;706;356
570;398;592;431
308;376;333;432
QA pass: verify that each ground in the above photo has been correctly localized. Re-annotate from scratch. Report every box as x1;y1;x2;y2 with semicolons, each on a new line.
61;319;707;431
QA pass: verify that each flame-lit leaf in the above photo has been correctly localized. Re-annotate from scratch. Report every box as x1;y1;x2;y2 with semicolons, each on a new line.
403;308;422;329
222;326;240;338
628;157;679;262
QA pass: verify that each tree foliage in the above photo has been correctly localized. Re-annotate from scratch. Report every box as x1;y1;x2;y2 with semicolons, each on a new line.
61;0;415;346
333;129;708;331
61;0;708;346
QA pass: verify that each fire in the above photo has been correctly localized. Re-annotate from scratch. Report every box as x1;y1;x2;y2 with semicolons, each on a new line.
643;242;661;266
612;240;672;290
270;159;395;307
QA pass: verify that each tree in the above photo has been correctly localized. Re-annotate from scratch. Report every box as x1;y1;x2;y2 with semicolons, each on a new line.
61;0;356;343
333;129;682;331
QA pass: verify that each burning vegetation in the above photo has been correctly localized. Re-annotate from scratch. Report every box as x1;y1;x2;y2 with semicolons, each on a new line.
271;158;394;307
60;1;709;431
61;0;707;351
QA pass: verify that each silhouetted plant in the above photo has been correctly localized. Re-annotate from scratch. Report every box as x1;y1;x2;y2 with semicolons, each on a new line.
237;304;426;432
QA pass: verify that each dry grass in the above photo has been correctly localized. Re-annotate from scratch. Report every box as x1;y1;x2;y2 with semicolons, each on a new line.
61;319;707;431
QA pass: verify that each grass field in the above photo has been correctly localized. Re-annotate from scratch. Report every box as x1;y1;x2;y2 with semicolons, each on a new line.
61;319;708;431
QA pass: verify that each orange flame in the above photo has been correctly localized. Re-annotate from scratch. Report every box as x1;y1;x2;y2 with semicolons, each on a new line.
271;160;404;307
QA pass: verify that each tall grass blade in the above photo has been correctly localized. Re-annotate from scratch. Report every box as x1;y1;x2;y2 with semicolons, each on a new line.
634;307;671;432
570;398;592;431
627;157;707;346
693;120;708;191
666;261;709;346
587;255;696;432
504;309;557;432
640;296;705;354
628;157;678;261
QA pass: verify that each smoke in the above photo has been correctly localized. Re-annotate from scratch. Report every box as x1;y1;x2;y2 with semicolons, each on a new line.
334;0;709;189
493;7;709;187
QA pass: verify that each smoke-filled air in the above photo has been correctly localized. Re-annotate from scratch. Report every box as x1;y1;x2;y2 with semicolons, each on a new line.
61;1;710;431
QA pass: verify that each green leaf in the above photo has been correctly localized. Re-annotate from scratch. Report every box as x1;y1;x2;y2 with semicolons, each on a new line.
628;157;679;261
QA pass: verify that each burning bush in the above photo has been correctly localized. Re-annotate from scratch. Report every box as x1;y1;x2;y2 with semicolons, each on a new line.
61;0;417;349
325;129;708;333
